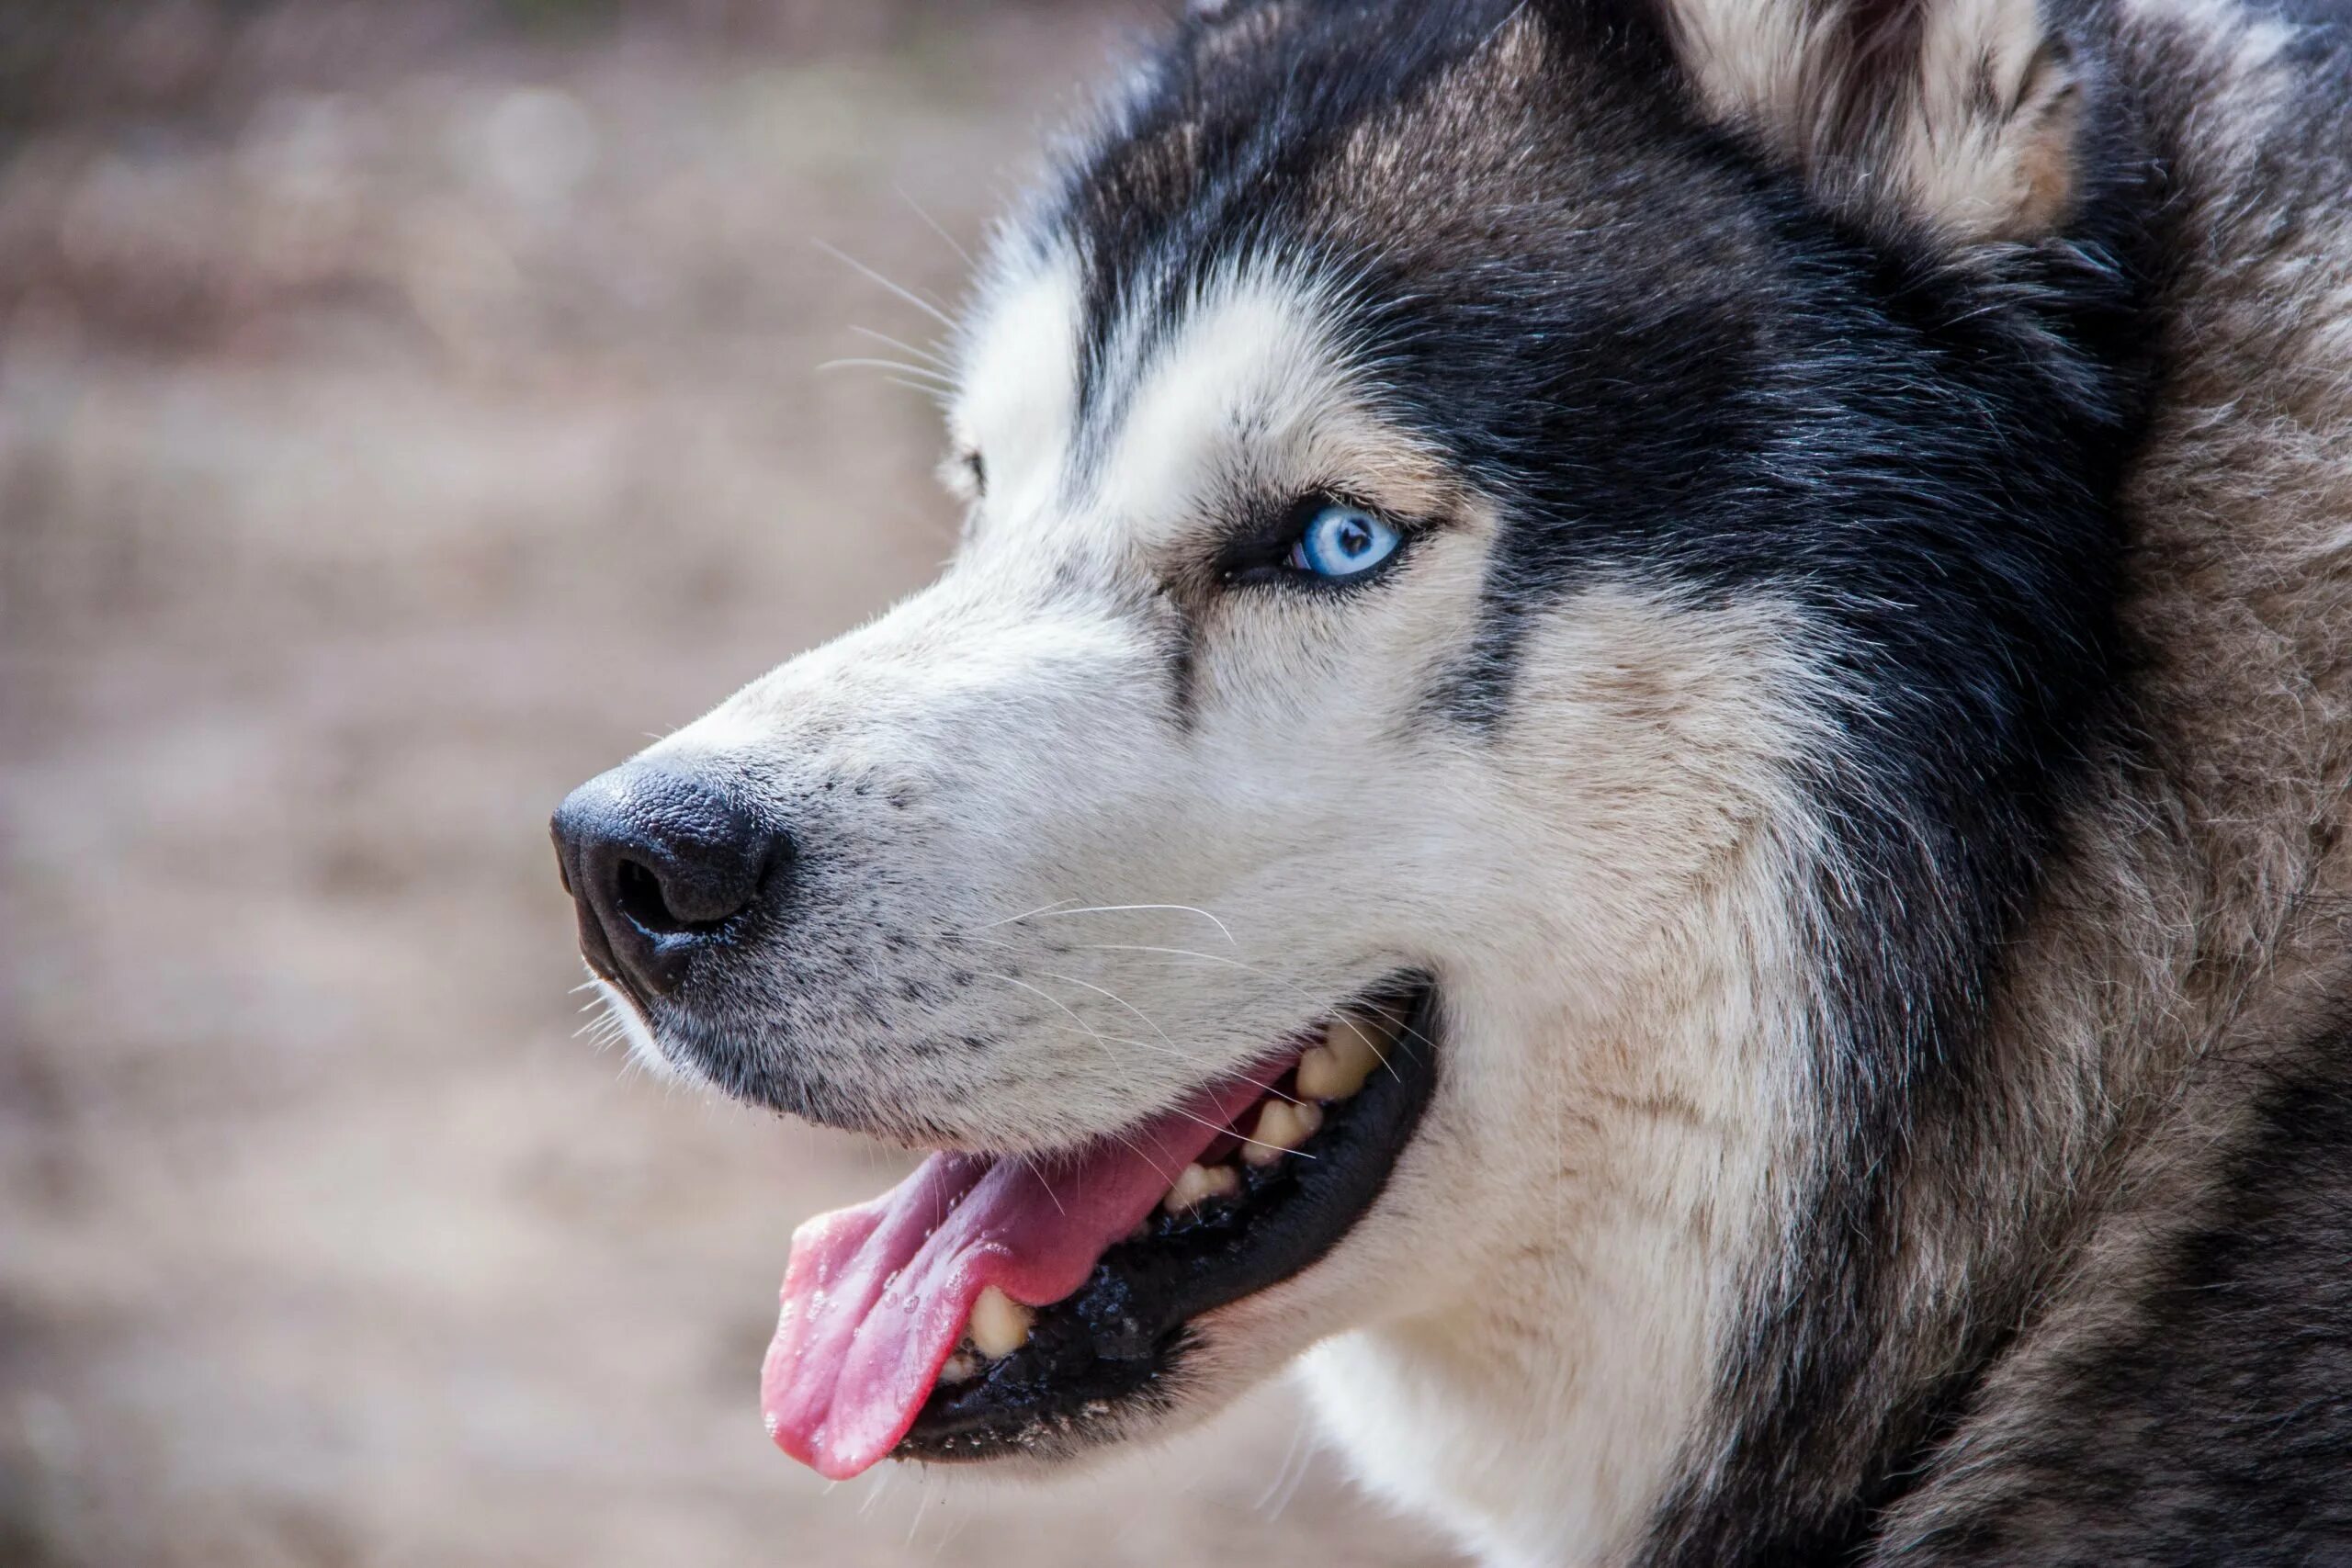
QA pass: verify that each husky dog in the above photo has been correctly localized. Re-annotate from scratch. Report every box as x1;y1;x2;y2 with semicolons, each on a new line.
550;0;2352;1559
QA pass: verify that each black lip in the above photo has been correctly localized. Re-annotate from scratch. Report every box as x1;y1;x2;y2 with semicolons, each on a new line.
895;978;1440;1464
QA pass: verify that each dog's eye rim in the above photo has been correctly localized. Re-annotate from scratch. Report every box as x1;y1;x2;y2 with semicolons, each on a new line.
1217;492;1419;592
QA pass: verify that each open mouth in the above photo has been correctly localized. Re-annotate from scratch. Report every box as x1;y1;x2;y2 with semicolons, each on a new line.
761;978;1439;1479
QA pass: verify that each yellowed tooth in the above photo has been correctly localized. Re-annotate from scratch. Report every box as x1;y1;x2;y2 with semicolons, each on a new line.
938;1348;983;1385
1297;1011;1392;1100
967;1285;1034;1359
1162;1161;1243;1213
1295;1045;1343;1100
1241;1098;1325;1166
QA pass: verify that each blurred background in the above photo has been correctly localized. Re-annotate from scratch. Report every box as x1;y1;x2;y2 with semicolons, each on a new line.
0;4;1464;1562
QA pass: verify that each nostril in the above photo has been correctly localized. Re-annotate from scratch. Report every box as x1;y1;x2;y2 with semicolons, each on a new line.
611;855;738;938
612;858;673;934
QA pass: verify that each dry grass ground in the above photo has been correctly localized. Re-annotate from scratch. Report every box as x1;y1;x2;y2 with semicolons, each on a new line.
0;6;1464;1562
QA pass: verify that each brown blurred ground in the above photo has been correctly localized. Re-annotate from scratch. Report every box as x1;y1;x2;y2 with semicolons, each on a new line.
0;6;1464;1563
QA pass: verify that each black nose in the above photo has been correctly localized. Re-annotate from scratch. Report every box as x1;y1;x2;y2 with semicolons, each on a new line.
549;760;785;999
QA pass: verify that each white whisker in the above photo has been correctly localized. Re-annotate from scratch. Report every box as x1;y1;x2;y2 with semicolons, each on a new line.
849;322;953;369
975;971;1312;1161
815;357;956;383
814;240;956;329
1069;942;1420;1085
981;897;1081;929
1014;1150;1069;1217
894;183;975;268
1004;902;1238;945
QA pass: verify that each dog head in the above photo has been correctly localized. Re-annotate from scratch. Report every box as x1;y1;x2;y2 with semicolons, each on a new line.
554;0;2143;1546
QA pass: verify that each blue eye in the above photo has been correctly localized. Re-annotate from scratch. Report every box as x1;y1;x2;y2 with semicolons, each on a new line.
1286;502;1402;580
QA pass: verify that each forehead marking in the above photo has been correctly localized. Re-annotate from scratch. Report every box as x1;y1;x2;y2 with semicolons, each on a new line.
963;252;1367;547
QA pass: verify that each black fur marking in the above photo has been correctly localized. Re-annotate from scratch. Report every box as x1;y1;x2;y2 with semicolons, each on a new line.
1164;592;1202;726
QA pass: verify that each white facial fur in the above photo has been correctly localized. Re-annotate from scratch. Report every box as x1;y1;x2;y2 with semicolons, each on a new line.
617;248;1832;1561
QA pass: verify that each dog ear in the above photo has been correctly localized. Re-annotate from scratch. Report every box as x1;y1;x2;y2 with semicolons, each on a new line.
1654;0;2084;242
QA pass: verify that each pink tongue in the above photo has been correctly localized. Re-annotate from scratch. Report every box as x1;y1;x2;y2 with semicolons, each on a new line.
762;1067;1283;1480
